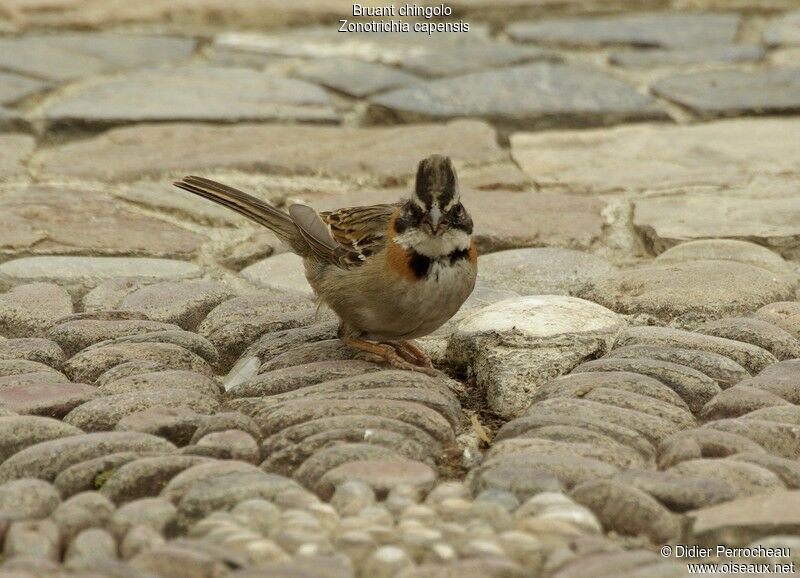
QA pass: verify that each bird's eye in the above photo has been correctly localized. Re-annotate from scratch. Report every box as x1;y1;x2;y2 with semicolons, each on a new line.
450;203;465;218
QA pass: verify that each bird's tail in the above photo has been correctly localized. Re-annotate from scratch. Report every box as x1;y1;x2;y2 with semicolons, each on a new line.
173;175;309;256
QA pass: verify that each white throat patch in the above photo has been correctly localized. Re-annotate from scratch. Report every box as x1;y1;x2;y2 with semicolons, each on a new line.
393;227;470;258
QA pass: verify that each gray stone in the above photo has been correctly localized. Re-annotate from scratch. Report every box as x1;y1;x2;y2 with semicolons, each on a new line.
0;33;195;81
510;118;800;195
0;371;68;388
579;261;795;325
697;317;800;361
43;67;336;129
99;369;221;397
701;385;790;420
176;471;300;526
111;497;177;538
735;359;800;403
572;358;720;414
0;134;35;180
396;43;556;78
36;119;504;183
240;253;313;299
656;239;794;276
476;248;615;297
0;72;50;106
64;388;219;432
634;195;800;260
653;68;800;118
764;11;800;47
293;57;419;97
657;428;767;469
228;360;382;398
706;418;800;459
101;456;210;504
65;342;214;384
615;470;739;512
507;13;740;48
523;398;682;447
605;345;750;389
0;478;61;520
368;62;666;131
244;398;455;446
570;480;680;544
318;459;436;501
48;318;182;358
0;432;175;482
198;293;321;369
54;453;144;498
0;283;73;338
189;412;261;445
485;437;645;471
160;461;264;504
65;527;117;566
610;44;764;68
115;408;201;446
260;415;441;464
753;302;800;339
0;338;65;368
0;383;98;418
0;186;204;261
191;430;259;463
3;519;60;561
447;296;624;418
728;452;800;489
0;257;202;296
51;492;116;543
82;279;152;312
0;415;82;462
614;325;778;374
689;490;800;546
530;370;688;409
118;281;235;331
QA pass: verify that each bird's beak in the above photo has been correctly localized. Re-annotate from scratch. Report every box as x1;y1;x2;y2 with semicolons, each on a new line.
427;206;443;235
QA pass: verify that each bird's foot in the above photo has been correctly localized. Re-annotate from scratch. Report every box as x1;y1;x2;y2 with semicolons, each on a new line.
346;337;438;377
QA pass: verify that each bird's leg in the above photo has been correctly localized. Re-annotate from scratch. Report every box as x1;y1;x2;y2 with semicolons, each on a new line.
393;340;434;369
344;336;438;377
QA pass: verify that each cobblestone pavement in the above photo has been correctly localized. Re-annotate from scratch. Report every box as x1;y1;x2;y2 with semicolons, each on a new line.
1;1;800;577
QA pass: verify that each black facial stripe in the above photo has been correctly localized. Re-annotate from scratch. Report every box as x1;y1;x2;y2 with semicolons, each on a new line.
415;162;433;207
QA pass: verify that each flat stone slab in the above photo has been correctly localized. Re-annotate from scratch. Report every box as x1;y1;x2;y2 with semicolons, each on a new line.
506;13;740;48
655;240;794;277
292;58;419;97
0;186;204;259
690;490;800;546
0;257;202;293
0;134;35;180
240;253;313;299
395;43;556;78
35;120;504;184
448;295;624;417
610;45;764;68
0;34;196;81
477;248;616;296
368;62;666;130
652;68;800;118
0;71;50;106
0;106;27;131
41;67;337;129
4;1;360;30
634;195;800;260
579;260;796;325
0;383;97;417
511;118;800;194
764;11;800;47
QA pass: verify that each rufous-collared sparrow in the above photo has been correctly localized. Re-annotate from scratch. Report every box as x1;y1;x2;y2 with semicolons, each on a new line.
174;155;477;376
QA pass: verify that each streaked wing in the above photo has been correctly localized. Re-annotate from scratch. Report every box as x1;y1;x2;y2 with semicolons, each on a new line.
320;204;398;261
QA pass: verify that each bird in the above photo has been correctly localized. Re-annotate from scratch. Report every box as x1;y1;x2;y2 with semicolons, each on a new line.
173;154;477;376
